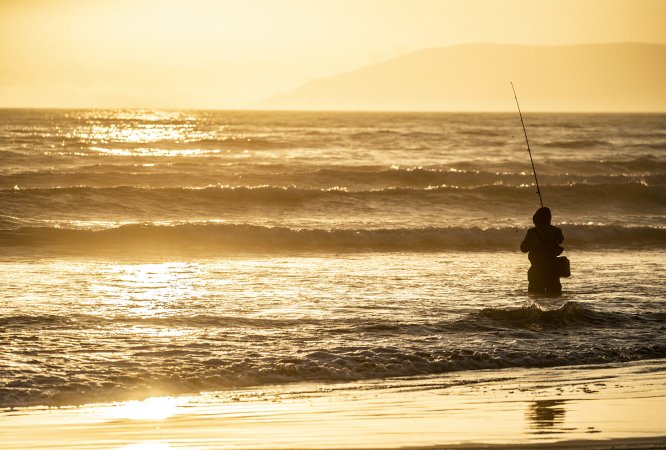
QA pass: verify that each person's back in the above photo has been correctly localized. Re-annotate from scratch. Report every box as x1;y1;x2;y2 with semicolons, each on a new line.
521;207;564;295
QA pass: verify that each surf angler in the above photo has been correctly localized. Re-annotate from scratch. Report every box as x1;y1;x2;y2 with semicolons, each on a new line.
520;207;565;295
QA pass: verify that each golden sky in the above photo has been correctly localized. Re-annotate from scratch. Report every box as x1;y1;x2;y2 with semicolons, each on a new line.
1;0;665;109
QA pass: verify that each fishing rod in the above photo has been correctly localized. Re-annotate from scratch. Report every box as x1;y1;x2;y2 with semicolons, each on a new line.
511;82;543;207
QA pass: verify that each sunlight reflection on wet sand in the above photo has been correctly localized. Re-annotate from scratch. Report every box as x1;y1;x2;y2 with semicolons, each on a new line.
2;360;664;450
105;397;184;422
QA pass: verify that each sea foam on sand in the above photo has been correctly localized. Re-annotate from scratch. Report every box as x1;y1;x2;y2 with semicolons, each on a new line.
2;359;665;449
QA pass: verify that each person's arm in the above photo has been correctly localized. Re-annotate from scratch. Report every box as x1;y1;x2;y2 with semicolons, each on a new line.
555;227;564;245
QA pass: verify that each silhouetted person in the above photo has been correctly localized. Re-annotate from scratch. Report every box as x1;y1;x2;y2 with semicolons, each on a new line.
520;207;564;295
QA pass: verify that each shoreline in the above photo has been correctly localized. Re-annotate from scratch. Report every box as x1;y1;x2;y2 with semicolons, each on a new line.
2;359;664;449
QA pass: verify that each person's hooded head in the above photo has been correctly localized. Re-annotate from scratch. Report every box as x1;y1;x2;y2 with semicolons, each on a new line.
533;207;551;227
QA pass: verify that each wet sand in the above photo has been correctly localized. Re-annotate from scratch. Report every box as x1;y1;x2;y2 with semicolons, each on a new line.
2;359;665;450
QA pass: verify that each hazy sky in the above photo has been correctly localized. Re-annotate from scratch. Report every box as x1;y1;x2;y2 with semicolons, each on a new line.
1;0;665;108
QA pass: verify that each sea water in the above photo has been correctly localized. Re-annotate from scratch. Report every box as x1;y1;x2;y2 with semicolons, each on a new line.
0;110;664;408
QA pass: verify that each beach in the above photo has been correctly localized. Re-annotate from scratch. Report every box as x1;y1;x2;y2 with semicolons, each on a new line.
3;359;665;449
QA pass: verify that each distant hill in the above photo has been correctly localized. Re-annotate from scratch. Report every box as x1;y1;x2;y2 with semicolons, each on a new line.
258;43;666;112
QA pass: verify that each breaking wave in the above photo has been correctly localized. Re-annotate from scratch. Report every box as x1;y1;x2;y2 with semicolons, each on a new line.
1;182;664;215
1;302;664;408
1;223;663;254
3;158;666;189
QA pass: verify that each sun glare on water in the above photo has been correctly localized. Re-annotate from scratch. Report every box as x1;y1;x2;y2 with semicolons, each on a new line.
74;110;222;157
108;396;184;421
92;262;194;313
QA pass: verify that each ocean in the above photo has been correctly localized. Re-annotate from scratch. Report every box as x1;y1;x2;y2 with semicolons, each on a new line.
1;109;664;409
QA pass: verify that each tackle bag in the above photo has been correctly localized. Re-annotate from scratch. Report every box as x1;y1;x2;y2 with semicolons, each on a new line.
556;256;570;278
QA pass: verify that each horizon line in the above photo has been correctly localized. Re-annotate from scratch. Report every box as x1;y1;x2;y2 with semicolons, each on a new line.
1;106;664;114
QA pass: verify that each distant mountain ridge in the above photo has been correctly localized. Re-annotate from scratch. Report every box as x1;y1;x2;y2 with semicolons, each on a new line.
259;43;666;112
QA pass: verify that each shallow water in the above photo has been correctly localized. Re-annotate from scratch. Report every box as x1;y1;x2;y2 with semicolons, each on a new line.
1;251;664;407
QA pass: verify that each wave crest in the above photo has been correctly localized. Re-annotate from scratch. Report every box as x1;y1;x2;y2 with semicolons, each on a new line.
479;302;616;330
1;223;663;254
